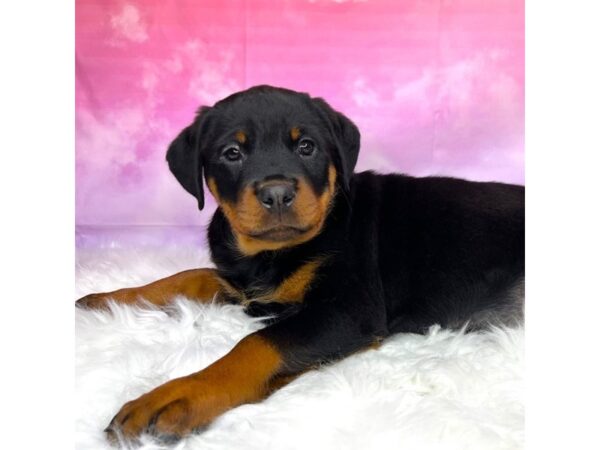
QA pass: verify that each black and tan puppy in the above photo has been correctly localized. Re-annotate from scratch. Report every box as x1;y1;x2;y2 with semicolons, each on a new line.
77;85;524;443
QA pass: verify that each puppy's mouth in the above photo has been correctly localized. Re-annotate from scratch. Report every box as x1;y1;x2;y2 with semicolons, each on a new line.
247;225;312;242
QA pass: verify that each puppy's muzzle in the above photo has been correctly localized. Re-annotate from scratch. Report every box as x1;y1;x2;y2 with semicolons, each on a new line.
256;179;297;214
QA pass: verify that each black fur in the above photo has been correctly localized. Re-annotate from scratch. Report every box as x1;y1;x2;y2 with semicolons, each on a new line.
169;85;524;374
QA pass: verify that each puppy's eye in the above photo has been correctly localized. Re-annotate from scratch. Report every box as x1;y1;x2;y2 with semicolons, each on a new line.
222;145;242;162
297;139;315;156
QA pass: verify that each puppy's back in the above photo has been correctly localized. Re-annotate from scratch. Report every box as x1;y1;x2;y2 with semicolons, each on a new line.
349;171;524;332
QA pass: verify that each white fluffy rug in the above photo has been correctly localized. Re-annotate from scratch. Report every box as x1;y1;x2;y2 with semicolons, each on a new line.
76;246;524;450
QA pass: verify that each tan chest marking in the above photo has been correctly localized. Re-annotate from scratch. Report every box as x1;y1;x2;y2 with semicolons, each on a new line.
217;259;324;306
267;259;322;303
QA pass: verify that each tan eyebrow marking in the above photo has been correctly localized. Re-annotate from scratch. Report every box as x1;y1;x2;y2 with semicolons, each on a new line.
235;131;247;144
290;127;301;141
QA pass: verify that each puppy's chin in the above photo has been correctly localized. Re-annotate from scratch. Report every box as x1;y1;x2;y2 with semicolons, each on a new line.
248;225;311;242
231;221;324;255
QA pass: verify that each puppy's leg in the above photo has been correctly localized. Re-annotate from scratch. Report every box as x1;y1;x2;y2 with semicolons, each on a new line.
105;289;384;443
76;268;222;310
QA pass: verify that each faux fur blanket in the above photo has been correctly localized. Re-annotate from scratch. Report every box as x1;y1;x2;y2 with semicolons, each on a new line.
75;246;523;450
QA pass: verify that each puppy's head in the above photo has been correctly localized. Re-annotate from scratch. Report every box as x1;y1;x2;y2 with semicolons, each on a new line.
167;85;360;255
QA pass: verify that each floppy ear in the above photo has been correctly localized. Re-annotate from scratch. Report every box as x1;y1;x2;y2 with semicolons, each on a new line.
312;98;361;191
166;107;212;210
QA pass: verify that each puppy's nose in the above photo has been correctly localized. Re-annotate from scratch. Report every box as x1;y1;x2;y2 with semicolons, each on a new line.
257;181;296;211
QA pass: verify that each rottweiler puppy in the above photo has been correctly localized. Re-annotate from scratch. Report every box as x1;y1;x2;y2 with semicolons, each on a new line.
77;85;524;444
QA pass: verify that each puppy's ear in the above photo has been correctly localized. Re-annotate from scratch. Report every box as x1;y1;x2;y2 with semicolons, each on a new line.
166;107;212;210
312;98;360;191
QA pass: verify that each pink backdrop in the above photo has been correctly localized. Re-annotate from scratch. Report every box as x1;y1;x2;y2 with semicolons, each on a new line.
76;0;523;231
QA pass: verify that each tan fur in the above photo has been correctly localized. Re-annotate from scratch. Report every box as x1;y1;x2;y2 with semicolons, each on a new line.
215;275;246;303
234;130;247;144
107;334;282;441
290;127;301;141
208;178;267;237
262;259;323;303
215;259;324;306
76;268;222;309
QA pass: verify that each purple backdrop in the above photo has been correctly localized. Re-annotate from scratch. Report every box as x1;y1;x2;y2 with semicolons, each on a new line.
76;0;523;246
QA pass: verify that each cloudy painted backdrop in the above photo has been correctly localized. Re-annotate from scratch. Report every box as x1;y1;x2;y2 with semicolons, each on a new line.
76;0;524;230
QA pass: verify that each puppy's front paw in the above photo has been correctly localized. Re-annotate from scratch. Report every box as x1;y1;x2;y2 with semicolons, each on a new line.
104;376;223;445
75;293;112;310
76;288;138;310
